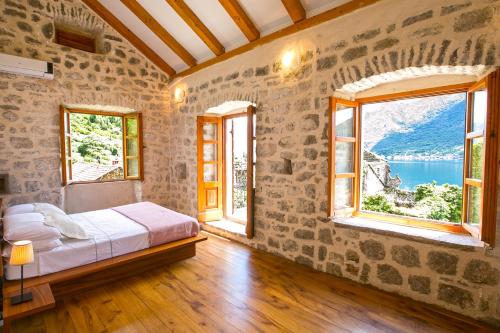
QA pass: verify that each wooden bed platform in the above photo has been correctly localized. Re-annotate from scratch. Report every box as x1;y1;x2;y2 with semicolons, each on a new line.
2;234;207;331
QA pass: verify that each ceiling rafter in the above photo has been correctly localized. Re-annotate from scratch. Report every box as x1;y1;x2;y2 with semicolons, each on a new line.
281;0;306;23
120;0;197;67
81;0;175;76
218;0;260;42
174;0;380;79
165;0;225;56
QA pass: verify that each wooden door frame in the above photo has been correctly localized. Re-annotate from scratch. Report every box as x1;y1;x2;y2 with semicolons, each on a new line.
221;112;248;224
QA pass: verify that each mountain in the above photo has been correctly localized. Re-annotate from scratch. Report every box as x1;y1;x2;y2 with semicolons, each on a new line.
365;94;466;160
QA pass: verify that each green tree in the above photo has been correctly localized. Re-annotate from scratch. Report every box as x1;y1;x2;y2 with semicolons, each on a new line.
362;194;399;214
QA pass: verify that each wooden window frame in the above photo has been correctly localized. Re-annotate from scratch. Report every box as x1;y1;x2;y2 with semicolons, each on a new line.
328;74;500;245
327;98;359;217
60;106;144;186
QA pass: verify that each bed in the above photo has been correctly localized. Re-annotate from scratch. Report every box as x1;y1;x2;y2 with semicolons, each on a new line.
2;202;207;296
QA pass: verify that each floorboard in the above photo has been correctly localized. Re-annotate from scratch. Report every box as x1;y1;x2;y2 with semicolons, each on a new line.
9;232;497;333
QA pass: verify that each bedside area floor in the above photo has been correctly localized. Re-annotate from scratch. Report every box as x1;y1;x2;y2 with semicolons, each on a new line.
8;232;497;333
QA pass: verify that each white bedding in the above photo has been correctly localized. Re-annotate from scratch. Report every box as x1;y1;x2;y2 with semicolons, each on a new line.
4;209;149;280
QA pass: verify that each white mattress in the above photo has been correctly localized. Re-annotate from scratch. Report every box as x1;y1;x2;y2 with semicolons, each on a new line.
4;209;149;280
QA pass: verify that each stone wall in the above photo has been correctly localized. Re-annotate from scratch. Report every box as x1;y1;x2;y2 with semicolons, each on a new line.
168;0;500;325
0;0;170;208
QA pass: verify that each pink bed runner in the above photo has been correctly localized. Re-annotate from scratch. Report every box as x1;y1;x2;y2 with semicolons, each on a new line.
112;202;199;246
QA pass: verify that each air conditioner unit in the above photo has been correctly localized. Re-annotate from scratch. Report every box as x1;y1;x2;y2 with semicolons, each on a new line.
0;53;54;79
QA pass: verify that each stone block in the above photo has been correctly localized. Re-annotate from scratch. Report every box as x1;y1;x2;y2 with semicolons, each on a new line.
295;255;313;268
345;249;359;263
463;259;499;285
402;10;433;27
294;229;314;240
326;262;342;277
359;239;385;260
454;7;493;32
318;245;327;261
341;46;367;62
427;251;457;275
318;229;333;245
391;245;420;267
268;237;280;249
377;264;402;285
283;240;298;252
302;245;314;257
438;284;474;309
408;275;431;294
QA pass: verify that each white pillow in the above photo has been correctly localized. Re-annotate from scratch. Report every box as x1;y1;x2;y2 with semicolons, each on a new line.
4;203;65;217
34;203;66;216
32;239;63;251
2;239;62;255
4;204;35;216
43;211;89;239
3;213;62;241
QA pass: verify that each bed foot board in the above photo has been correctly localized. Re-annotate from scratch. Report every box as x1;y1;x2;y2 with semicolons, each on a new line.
51;242;196;298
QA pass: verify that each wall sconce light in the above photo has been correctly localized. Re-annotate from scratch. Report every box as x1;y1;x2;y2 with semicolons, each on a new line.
174;87;185;103
281;50;297;69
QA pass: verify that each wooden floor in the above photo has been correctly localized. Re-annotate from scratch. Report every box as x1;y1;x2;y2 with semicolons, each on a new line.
9;232;496;333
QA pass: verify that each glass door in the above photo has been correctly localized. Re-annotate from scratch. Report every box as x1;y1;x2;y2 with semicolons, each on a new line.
197;116;223;222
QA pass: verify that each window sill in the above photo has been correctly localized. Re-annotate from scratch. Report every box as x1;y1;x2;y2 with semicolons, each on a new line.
332;216;485;251
67;179;139;186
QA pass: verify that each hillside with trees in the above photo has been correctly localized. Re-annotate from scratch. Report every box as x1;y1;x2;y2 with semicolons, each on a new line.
70;113;123;165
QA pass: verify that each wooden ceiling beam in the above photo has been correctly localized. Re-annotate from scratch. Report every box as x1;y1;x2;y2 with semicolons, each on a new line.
173;0;380;79
121;0;197;67
81;0;175;76
281;0;306;23
166;0;225;56
218;0;260;42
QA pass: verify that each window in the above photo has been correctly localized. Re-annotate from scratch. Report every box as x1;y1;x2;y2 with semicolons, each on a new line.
60;106;143;185
224;115;248;222
55;29;97;53
328;68;500;245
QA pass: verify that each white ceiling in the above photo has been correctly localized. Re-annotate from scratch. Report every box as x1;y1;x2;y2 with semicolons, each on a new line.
98;0;351;73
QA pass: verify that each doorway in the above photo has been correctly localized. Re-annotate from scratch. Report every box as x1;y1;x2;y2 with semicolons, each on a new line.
223;113;255;223
197;105;256;238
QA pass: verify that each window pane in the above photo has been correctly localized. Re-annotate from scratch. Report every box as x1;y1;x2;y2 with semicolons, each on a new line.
253;139;256;163
69;113;124;182
127;158;139;177
335;142;354;173
467;186;481;225
203;123;216;140
360;92;465;223
126;118;138;137
66;159;72;180
336;106;354;137
65;137;71;156
204;164;217;182
203;143;217;161
127;138;138;157
335;178;353;209
472;89;486;132
470;137;484;179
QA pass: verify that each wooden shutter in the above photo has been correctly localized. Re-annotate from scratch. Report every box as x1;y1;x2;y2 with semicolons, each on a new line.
59;106;72;185
463;69;500;245
197;116;223;222
246;105;256;239
123;113;144;180
328;98;359;217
